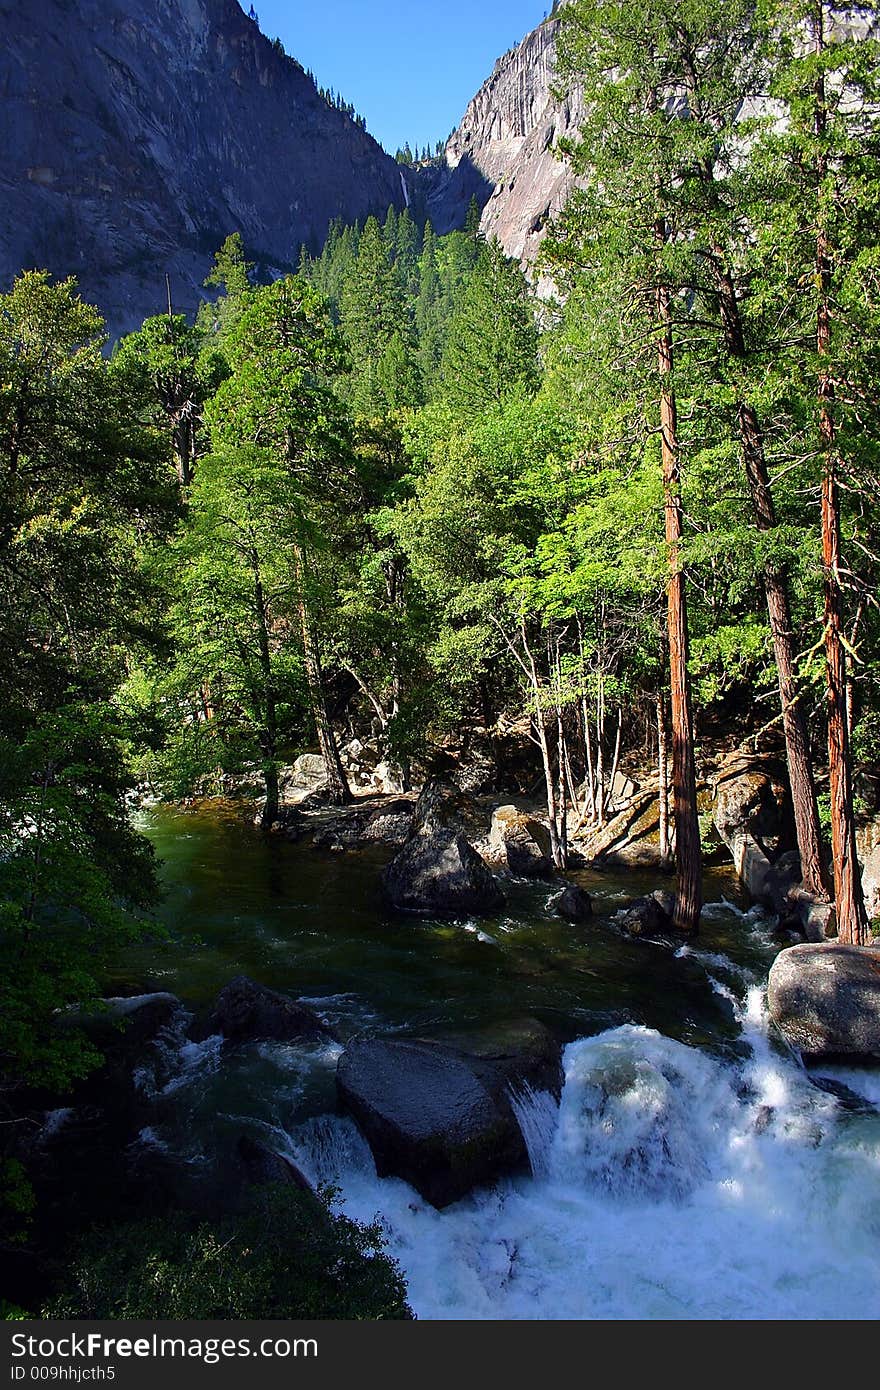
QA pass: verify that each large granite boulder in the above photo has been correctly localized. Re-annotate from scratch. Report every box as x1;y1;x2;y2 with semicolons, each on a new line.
711;752;794;910
336;1024;562;1207
281;754;331;805
209;976;335;1045
767;943;880;1057
860;832;880;923
70;993;183;1054
486;805;554;878
428;1018;564;1104
381;829;505;916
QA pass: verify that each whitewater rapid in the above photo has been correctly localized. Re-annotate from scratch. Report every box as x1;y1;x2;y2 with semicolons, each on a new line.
283;983;880;1320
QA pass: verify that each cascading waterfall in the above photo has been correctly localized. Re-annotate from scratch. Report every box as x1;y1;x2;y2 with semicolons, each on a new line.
284;974;880;1321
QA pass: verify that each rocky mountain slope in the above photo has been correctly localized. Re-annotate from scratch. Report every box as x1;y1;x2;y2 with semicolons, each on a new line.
0;0;407;335
423;15;582;269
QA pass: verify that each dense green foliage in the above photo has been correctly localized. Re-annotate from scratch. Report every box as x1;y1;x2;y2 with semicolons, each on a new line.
0;273;176;1095
45;1185;411;1320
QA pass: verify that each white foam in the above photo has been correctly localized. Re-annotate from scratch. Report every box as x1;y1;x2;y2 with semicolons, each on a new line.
810;1065;880;1110
299;1016;880;1319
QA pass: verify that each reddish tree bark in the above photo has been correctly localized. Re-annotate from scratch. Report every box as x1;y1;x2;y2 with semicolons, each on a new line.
657;279;702;935
813;7;868;944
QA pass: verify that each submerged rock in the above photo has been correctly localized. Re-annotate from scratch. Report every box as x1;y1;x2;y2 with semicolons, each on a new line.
554;884;593;922
767;943;880;1057
75;993;183;1050
381;829;505;917
429;1018;564;1105
209;976;336;1045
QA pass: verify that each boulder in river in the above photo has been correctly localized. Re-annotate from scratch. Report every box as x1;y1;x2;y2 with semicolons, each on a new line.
209;976;336;1045
336;1028;560;1207
618;891;674;938
236;1135;315;1195
381;828;505;916
554;884;593;922
767;943;880;1057
430;1018;564;1105
486;805;554;878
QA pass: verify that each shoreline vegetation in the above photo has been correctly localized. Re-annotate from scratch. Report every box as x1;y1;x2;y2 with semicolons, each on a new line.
1;0;879;1321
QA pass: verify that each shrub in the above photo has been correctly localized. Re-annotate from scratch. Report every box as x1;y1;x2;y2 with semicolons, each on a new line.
44;1185;412;1320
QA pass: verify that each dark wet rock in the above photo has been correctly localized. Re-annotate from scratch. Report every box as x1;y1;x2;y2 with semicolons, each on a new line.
236;1135;315;1194
83;993;183;1050
554;884;593;922
428;1018;564;1106
262;804;304;840
209;976;336;1045
486;805;554;878
381;828;505;917
650;889;676;918
768;943;880;1057
311;811;369;850
618;893;674;938
336;1038;532;1207
805;1074;877;1113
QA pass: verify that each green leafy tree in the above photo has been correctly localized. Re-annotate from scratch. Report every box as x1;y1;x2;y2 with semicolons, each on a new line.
111;314;227;485
0;272;174;1097
46;1185;411;1319
188;276;355;810
748;0;880;941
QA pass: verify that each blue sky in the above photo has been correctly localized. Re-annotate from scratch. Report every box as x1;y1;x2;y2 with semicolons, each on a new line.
252;1;548;153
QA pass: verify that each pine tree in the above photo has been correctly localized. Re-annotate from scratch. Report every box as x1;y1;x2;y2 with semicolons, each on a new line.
416;222;447;392
552;0;710;932
340;217;420;415
439;239;539;423
754;0;880;942
203;277;355;807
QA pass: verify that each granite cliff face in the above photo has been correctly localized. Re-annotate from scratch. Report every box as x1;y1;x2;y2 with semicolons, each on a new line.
0;0;407;335
424;17;581;269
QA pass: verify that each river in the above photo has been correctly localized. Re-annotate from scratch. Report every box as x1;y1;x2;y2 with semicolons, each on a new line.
123;805;880;1320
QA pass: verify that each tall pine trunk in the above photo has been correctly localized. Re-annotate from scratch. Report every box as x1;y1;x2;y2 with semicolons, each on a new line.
657;687;671;869
813;9;868;944
657;276;701;934
713;260;828;900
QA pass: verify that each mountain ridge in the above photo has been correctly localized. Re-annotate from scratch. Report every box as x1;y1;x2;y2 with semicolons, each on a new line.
0;1;572;334
0;0;408;334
